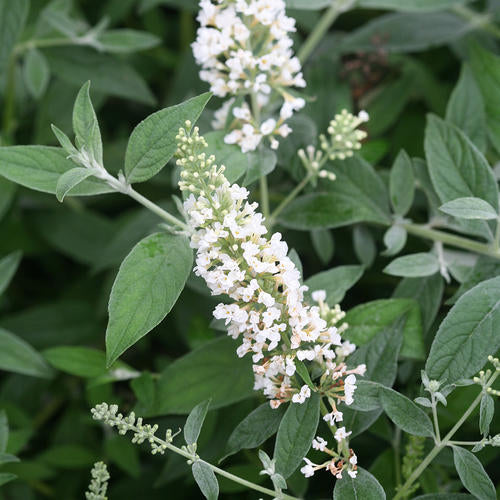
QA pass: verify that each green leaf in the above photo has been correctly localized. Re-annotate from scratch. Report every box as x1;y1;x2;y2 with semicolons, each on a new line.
0;146;111;196
124;93;211;183
156;336;254;415
0;473;17;487
305;265;364;306
0;328;53;378
344;298;424;359
348;317;404;387
479;393;494;437
96;29;160;53
446;64;487;152
379;387;434;437
0;411;8;452
340;12;472;54
393;274;444;332
224;403;285;461
333;467;386;500
357;0;465;11
0;0;29;72
72;81;102;164
353;225;376;267
243;148;277;186
45;47;155;105
468;43;500;156
0;178;16;222
51;124;78;156
204;131;247;184
311;229;334;265
382;225;407;257
439;197;497;220
192;461;219;500
184;400;211;446
23;48;50;99
0;453;19;466
384;253;439;278
274;392;320;478
56;168;94;202
106;232;193;365
0;251;22;296
280;156;390;230
43;346;107;378
426;276;500;384
390;150;414;216
452;446;496;500
284;0;330;9
413;494;474;499
424;114;498;239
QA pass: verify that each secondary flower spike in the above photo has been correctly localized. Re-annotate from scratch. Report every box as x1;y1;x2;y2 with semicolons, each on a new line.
176;122;365;413
192;0;306;152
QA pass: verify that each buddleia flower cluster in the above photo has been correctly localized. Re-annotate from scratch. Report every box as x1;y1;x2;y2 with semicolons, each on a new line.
176;122;365;408
192;0;306;152
85;461;109;500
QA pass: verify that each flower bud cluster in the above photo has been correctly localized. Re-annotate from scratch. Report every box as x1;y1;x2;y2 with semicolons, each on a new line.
319;109;369;161
85;462;109;500
175;123;365;413
192;0;306;152
91;403;174;455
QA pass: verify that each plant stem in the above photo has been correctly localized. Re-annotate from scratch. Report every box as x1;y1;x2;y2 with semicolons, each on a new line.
145;434;300;500
297;0;355;64
13;37;83;55
394;371;499;499
448;440;482;446
250;92;270;219
126;187;188;231
393;427;402;488
451;5;500;39
268;172;314;229
402;223;500;260
430;394;441;444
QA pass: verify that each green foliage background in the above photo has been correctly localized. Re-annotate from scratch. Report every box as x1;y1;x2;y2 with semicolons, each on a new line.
0;0;500;498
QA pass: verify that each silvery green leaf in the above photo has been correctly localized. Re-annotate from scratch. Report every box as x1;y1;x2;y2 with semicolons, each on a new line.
72;81;102;165
96;29;160;53
479;393;494;437
124;93;211;183
353;225;376;267
434;392;447;406
192;461;219;500
223;403;285;461
414;397;432;408
426;276;500;385
106;233;193;365
0;251;22;296
390;150;414;215
439;197;497;220
311;229;334;265
384;253;439;277
23;48;50;99
56;168;94;202
382;225;407;256
446;64;487;152
184;399;211;446
379;386;434;437
0;328;53;379
334;467;386;499
51;124;79;156
258;449;273;471
0;0;29;72
453;446;496;500
271;473;287;490
274;392;320;478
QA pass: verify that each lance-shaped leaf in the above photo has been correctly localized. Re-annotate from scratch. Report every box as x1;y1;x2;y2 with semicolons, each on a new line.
0;251;22;296
184;400;211;446
124;93;211;183
439;197;497;220
334;467;386;500
56;168;94;202
426;276;500;384
106;232;193;365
